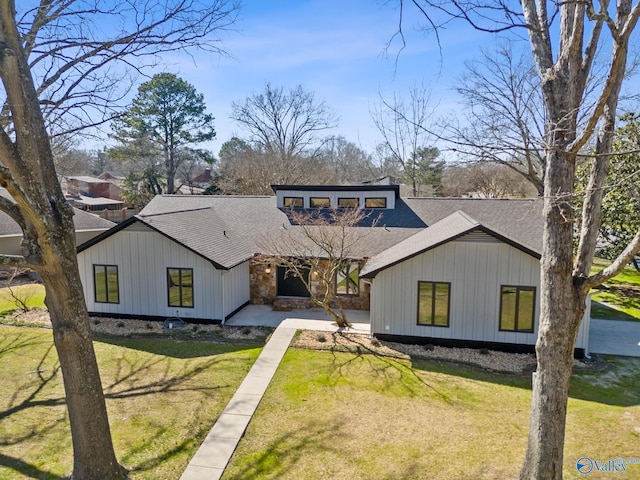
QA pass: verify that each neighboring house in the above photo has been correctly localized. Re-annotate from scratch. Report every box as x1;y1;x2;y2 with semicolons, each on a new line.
66;175;123;201
65;193;125;212
0;189;116;255
76;184;590;354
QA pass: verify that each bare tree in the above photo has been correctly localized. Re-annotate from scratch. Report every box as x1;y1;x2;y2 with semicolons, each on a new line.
441;162;538;198
230;83;338;182
258;207;374;328
371;85;442;196
0;1;239;478
453;44;546;195
216;136;335;194
319;136;379;183
396;1;640;478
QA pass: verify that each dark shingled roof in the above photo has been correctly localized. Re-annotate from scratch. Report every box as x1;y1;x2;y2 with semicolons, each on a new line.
360;210;542;278
79;194;543;271
0;189;115;237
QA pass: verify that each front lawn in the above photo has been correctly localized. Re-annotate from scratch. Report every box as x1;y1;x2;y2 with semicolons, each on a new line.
0;284;46;315
590;258;640;321
0;325;262;479
223;349;640;480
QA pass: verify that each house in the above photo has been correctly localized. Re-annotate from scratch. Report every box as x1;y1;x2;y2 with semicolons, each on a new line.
76;184;590;355
0;189;116;255
66;175;123;201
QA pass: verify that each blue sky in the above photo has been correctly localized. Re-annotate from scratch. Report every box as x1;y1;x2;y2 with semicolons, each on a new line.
162;0;499;156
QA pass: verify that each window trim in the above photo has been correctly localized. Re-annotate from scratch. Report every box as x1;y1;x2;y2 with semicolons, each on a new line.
283;196;304;208
167;267;194;308
93;264;119;304
337;197;359;208
364;197;387;208
499;285;536;333
335;260;360;296
416;281;450;327
310;197;331;208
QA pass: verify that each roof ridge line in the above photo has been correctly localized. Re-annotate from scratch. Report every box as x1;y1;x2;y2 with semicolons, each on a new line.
139;206;211;217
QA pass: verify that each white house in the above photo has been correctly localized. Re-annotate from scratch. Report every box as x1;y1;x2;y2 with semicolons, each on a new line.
76;184;590;355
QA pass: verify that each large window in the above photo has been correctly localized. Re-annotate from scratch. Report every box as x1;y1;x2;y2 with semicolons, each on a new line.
167;268;194;308
337;197;359;208
499;286;535;332
417;281;450;327
284;196;303;208
310;197;331;208
94;265;119;304
364;197;387;208
336;261;359;296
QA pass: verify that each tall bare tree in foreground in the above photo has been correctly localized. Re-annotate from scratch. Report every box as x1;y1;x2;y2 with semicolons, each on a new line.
259;207;373;328
397;1;640;478
0;1;238;478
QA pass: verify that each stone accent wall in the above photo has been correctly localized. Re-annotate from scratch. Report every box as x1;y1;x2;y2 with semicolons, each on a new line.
249;257;370;311
249;259;276;304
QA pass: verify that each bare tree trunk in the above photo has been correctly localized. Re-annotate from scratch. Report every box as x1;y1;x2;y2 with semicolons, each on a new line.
521;149;585;479
39;207;124;479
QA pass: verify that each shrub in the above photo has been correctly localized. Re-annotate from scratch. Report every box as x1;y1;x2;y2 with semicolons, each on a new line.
116;321;125;328
241;327;252;335
145;323;154;330
316;333;327;343
370;338;381;347
424;344;435;351
93;319;101;325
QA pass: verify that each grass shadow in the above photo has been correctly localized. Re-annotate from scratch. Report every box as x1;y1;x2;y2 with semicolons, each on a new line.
95;334;263;359
0;453;64;480
297;333;640;408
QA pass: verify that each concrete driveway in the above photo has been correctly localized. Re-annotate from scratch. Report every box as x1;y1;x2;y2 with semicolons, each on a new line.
589;318;640;357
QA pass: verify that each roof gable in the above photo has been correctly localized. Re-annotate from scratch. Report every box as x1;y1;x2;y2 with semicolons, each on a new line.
360;210;541;278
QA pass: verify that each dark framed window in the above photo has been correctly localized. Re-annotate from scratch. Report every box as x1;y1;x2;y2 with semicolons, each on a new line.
365;197;387;208
499;286;535;332
337;197;359;208
284;196;304;208
94;265;119;304
310;197;331;208
167;268;194;308
336;261;360;296
417;281;450;327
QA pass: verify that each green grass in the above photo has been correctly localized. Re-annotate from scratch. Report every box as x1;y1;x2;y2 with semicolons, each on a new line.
591;257;640;286
223;349;640;480
590;258;640;321
0;284;46;314
0;325;261;479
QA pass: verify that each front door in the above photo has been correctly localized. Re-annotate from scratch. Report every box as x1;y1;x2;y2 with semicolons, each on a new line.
276;266;310;297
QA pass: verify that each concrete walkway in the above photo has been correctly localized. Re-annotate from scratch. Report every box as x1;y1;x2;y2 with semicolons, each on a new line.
180;306;369;480
588;318;640;357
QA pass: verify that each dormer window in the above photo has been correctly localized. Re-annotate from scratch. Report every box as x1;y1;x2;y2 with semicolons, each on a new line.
284;196;303;208
365;197;387;208
310;197;331;208
338;197;359;208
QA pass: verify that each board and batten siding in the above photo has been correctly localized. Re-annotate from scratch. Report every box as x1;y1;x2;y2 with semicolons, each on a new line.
222;260;250;320
369;235;589;348
78;222;248;321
